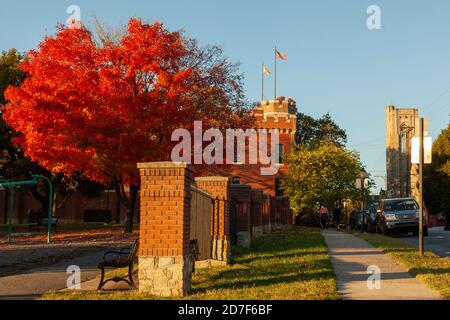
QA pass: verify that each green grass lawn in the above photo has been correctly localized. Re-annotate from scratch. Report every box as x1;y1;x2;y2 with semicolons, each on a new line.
354;232;450;299
41;227;339;300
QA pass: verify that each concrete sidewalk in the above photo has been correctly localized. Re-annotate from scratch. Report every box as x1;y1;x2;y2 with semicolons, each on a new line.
322;230;441;300
0;250;105;300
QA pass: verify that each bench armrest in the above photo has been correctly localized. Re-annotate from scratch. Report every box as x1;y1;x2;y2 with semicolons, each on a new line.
103;251;128;260
120;247;132;254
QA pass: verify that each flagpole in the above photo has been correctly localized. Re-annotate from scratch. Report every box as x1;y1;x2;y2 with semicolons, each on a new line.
274;47;277;100
261;63;264;101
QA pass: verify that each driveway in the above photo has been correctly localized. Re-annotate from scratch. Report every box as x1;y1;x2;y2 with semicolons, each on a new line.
396;227;450;257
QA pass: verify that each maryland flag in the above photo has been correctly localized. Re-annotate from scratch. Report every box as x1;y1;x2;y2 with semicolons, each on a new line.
263;66;271;76
275;49;288;61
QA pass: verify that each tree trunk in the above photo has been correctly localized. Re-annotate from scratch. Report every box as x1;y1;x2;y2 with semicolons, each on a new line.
115;192;121;224
112;176;139;234
28;185;46;210
52;192;57;217
124;185;139;234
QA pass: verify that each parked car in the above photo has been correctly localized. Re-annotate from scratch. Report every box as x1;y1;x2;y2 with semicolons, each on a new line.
376;198;428;236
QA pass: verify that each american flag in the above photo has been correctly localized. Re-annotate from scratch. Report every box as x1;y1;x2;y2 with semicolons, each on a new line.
275;50;288;61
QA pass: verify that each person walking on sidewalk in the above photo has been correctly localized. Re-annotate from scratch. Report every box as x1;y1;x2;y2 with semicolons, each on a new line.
319;205;330;230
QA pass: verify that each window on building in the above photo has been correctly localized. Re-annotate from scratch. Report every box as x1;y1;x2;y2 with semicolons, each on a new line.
277;144;284;164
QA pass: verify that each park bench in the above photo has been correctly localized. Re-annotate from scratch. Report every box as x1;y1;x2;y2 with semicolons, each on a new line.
97;239;139;290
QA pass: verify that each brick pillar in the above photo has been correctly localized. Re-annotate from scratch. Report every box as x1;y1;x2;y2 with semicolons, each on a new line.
194;177;230;264
137;162;193;297
262;193;271;233
230;185;251;247
269;196;278;230
250;189;263;237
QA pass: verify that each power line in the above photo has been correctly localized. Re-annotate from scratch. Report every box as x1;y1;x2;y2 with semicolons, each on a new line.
425;85;450;110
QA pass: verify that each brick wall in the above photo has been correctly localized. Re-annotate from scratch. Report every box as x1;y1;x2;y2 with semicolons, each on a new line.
0;188;129;224
230;184;251;247
262;193;271;233
250;189;263;237
269;196;279;230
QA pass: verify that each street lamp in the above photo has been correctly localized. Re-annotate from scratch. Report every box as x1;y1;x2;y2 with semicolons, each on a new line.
356;169;369;232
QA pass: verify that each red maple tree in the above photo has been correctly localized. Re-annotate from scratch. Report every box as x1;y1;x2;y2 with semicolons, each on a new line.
3;18;251;232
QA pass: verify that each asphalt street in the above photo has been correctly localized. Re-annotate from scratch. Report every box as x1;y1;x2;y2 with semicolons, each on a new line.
397;227;450;257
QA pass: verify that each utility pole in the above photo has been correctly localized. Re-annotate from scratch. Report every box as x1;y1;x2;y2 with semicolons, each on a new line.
418;117;424;256
358;169;368;232
274;47;277;100
398;132;403;197
361;180;365;232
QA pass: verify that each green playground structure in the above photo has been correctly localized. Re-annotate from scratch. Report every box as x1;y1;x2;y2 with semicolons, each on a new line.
0;175;53;243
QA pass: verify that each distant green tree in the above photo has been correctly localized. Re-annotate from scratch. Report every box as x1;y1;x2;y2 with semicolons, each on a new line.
0;49;26;164
281;143;371;216
424;125;450;227
295;112;347;147
0;49;26;105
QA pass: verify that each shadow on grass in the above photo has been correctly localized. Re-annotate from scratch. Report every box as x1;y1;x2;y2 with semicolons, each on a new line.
191;227;336;297
192;268;335;294
409;267;450;276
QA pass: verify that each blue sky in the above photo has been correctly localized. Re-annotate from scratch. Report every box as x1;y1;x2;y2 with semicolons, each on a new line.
1;0;450;190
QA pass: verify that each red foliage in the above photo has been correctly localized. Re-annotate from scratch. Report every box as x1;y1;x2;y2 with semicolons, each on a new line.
3;19;246;186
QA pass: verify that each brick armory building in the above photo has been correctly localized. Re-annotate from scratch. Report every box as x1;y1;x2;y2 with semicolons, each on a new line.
209;98;297;196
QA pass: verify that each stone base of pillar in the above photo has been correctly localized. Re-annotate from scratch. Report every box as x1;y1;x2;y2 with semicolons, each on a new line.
195;259;228;269
211;239;231;264
252;226;263;237
263;224;271;233
139;255;191;297
237;231;251;248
